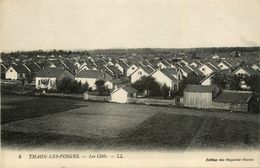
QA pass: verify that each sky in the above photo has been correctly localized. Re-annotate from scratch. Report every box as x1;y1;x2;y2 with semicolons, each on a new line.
0;0;260;52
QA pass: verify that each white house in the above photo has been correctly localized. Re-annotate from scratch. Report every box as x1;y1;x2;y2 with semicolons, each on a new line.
110;85;138;103
200;75;212;85
115;61;129;74
151;68;181;90
251;64;260;72
199;63;218;76
79;62;92;72
126;64;139;77
189;60;203;68
130;66;154;83
75;70;101;90
5;64;30;80
233;67;257;76
218;61;232;70
176;65;193;77
156;60;171;69
35;67;74;90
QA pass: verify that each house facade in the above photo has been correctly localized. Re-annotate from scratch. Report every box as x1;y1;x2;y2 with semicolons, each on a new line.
151;68;182;90
130;66;154;83
35;67;74;90
126;64;139;77
75;70;101;90
110;85;137;103
5;64;30;80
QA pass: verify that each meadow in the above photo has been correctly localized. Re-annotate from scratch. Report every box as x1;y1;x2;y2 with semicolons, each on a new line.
1;95;259;150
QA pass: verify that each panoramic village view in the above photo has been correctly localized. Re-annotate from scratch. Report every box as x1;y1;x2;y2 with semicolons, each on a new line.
1;0;260;153
1;47;260;150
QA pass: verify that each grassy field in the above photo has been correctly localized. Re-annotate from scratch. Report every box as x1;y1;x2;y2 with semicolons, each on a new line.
120;113;259;150
1;95;87;124
1;95;260;150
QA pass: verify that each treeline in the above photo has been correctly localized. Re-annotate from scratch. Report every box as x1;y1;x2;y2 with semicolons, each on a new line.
2;46;259;59
1;50;90;58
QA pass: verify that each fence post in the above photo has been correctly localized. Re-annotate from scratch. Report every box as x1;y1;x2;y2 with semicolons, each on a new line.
84;91;89;100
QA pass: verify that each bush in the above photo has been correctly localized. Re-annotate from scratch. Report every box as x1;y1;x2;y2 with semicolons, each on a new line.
95;80;110;96
133;76;161;97
161;84;170;98
57;77;89;94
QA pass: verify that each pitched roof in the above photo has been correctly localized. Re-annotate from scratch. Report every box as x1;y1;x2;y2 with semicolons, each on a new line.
0;55;12;62
184;84;218;92
233;67;258;76
106;65;122;75
140;65;154;74
205;63;219;71
160;68;178;81
36;67;67;78
160;60;171;66
75;70;101;78
50;60;64;67
63;60;77;70
224;59;240;68
208;61;220;69
122;85;138;93
213;90;253;103
189;65;204;76
177;65;193;74
116;60;129;70
24;63;41;73
1;64;7;71
9;64;30;73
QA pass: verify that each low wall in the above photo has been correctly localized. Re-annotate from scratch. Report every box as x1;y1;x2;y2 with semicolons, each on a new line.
128;97;175;106
42;93;83;99
84;92;110;102
212;101;248;112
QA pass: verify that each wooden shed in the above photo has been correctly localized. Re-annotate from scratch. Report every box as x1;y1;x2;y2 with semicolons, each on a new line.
212;90;255;112
110;85;138;103
183;84;220;109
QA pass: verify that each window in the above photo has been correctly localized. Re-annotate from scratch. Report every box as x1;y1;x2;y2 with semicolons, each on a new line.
132;67;135;70
50;80;52;85
138;71;142;75
38;80;41;85
10;69;13;72
202;68;205;71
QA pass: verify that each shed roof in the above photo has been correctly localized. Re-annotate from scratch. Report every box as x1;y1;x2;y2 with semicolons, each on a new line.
213;90;253;103
111;85;138;95
184;84;218;93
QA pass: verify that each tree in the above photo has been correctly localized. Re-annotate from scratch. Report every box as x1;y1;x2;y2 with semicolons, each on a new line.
244;74;259;93
211;73;242;90
95;80;109;96
133;76;161;97
57;77;72;93
177;72;201;96
229;74;241;90
57;77;88;93
211;72;227;89
161;84;170;98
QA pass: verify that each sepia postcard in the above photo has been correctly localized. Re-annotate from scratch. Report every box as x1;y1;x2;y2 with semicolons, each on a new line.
0;0;260;167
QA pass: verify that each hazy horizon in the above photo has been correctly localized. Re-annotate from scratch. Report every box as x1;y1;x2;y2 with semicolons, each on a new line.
1;0;260;52
2;45;260;54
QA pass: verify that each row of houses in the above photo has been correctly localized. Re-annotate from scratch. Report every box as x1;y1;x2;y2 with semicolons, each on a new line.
108;84;257;112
